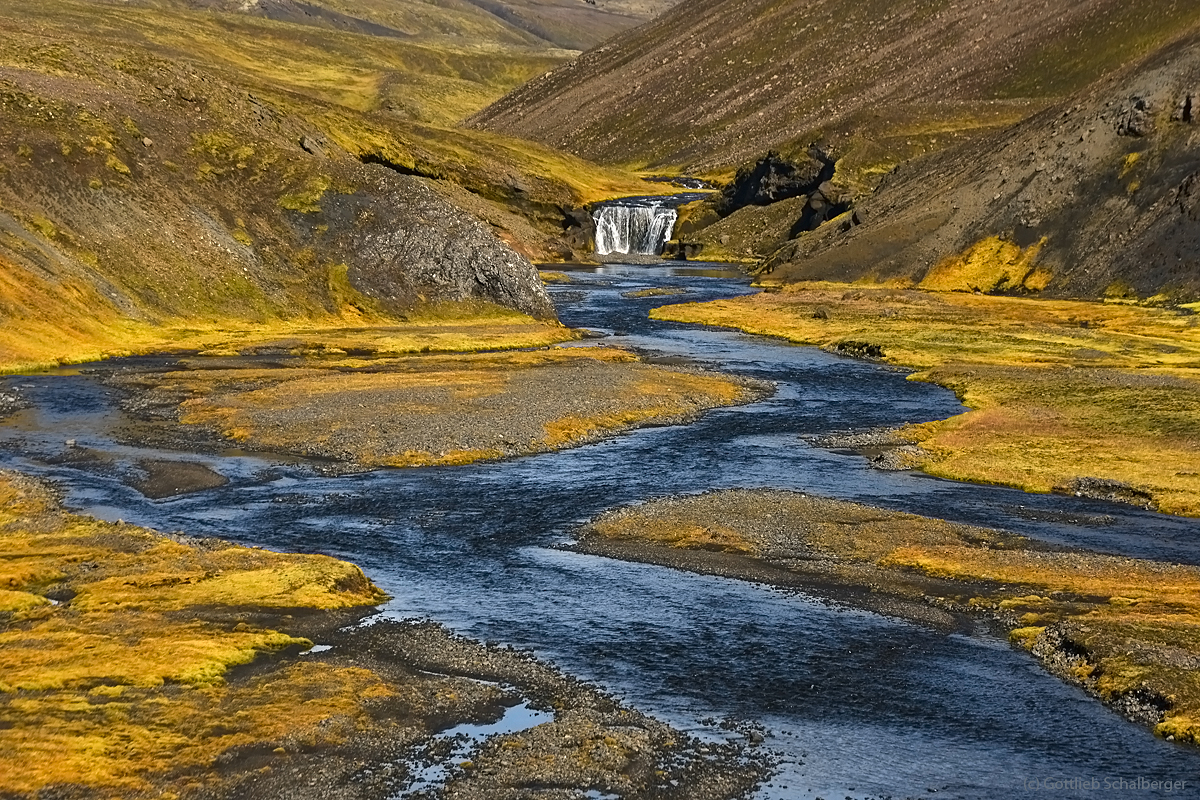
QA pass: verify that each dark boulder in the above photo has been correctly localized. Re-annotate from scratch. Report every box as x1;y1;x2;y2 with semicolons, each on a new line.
718;148;836;216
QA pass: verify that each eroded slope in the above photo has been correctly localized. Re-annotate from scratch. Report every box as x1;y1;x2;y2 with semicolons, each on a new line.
470;0;1200;178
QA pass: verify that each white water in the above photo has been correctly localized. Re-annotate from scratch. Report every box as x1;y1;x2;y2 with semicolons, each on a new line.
593;203;678;255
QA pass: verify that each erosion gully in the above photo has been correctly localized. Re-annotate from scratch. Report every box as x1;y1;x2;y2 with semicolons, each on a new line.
4;264;1200;799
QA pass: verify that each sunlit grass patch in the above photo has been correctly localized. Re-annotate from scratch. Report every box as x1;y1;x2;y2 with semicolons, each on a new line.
1;662;396;793
651;284;1200;515
0;469;393;793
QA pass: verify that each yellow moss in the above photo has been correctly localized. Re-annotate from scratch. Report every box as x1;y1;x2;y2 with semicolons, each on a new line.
1156;715;1200;743
380;448;506;467
0;618;309;691
326;263;382;320
278;175;331;212
1120;151;1141;177
105;153;131;175
539;271;572;283
918;236;1046;293
1023;266;1053;291
75;557;380;611
0;589;50;612
0;662;393;793
1009;626;1045;650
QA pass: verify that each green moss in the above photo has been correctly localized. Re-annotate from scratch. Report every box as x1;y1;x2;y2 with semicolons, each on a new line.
279;176;332;213
29;215;57;239
105;153;130;175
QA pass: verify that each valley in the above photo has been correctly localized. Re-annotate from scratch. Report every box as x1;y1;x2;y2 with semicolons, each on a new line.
3;0;1200;798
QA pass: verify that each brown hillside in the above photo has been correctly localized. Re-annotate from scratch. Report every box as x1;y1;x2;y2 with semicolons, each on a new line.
166;0;679;51
764;30;1200;300
469;0;1200;180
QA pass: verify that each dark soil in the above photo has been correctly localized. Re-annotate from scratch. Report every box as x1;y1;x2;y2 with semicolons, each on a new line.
193;617;768;800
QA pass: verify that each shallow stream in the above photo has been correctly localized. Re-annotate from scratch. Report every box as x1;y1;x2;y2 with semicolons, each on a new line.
4;264;1200;799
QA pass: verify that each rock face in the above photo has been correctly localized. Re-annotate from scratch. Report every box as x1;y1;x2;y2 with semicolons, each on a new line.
330;173;555;319
717;150;834;215
763;30;1200;299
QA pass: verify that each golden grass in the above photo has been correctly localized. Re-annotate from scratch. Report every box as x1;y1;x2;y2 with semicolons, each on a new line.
585;488;1200;743
651;283;1200;515
918;236;1047;293
0;292;575;373
0;469;396;793
2;662;396;793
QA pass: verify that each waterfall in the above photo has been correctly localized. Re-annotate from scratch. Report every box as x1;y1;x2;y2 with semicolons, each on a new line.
593;202;678;256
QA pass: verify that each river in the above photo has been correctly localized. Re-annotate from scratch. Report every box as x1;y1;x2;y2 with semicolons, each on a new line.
3;263;1200;799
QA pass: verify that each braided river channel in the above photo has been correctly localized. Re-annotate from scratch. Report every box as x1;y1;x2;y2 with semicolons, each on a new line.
5;264;1200;799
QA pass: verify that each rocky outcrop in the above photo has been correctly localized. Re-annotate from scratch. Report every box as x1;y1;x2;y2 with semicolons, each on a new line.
328;173;555;319
717;150;834;215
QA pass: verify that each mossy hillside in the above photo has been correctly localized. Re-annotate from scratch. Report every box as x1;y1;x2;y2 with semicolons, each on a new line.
582;489;1200;744
651;284;1200;515
0;1;665;369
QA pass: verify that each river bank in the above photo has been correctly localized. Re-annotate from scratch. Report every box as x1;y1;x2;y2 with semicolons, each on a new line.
91;345;768;472
0;470;765;799
651;283;1200;516
575;488;1200;745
